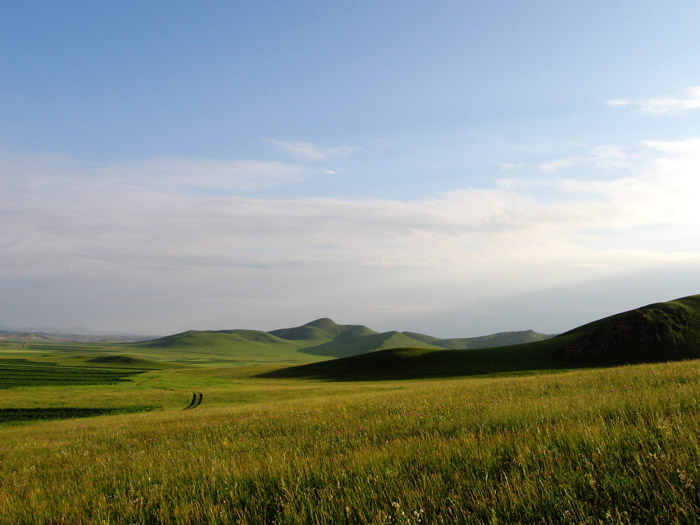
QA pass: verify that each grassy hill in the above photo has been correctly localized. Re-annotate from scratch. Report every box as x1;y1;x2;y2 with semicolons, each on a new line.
270;317;375;342
431;329;554;349
262;294;700;381
557;294;700;363
260;335;579;381
299;330;442;358
131;329;311;364
130;318;552;364
8;297;697;372
0;319;554;369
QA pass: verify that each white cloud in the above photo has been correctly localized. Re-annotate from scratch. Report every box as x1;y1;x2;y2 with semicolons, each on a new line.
109;157;306;191
0;154;306;196
266;139;360;161
3;139;700;274
607;85;700;115
2;138;700;333
536;145;630;173
538;158;578;173
643;136;700;155
499;162;526;170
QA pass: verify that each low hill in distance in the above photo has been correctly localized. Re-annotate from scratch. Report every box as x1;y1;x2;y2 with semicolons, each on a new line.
261;294;700;381
428;329;553;350
0;330;151;344
131;317;554;364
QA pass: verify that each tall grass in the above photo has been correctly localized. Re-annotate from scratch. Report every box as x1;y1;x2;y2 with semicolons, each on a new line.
1;360;700;523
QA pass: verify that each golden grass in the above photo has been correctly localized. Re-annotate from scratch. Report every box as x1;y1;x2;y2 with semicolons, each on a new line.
1;361;700;523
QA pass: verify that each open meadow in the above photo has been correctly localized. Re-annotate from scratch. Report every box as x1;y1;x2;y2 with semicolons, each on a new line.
2;342;700;523
3;298;700;522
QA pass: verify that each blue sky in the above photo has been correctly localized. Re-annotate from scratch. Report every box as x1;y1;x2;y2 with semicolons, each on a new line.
2;2;700;336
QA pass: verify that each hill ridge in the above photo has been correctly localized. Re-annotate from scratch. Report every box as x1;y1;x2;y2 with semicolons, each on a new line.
136;319;553;363
559;294;700;363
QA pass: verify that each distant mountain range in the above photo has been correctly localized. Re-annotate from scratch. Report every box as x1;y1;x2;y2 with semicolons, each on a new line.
0;330;155;344
138;317;554;359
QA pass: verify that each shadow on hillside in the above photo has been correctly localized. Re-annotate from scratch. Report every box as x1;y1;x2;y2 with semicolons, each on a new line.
0;406;154;424
297;332;395;359
258;337;583;382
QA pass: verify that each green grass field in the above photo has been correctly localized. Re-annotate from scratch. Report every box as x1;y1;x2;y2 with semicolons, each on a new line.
1;358;700;523
2;296;700;523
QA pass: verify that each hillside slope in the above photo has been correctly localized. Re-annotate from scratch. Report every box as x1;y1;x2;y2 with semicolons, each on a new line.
261;294;700;380
131;329;309;364
433;330;554;350
299;331;443;358
558;294;700;363
260;336;579;381
270;317;376;342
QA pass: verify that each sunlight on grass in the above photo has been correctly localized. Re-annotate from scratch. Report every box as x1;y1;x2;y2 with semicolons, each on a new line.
1;360;700;522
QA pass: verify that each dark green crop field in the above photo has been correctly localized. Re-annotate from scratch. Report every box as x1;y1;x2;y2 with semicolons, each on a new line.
0;406;154;424
0;360;145;387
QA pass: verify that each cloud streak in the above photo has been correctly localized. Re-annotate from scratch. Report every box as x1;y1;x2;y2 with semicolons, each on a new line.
536;145;631;173
607;85;700;115
3;139;699;273
266;139;361;161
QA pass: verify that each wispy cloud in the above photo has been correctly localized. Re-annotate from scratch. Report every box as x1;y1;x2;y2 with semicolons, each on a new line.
266;139;360;161
607;85;700;115
499;162;526;170
0;154;306;196
3;139;699;275
2;138;700;332
536;145;630;173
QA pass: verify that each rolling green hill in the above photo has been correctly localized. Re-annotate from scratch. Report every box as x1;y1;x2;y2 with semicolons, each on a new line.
299;330;442;358
260;336;579;381
131;329;310;364
431;329;554;349
130;318;553;364
270;317;376;342
557;294;700;363
262;294;700;380
398;329;555;350
11;296;697;372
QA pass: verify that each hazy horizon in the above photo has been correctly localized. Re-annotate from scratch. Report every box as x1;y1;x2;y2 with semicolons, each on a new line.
2;2;700;338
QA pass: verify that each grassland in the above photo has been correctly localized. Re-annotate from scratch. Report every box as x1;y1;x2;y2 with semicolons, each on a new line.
1;359;700;523
2;296;700;522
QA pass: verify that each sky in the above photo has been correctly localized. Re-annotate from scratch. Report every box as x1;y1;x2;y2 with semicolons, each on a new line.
2;1;700;337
